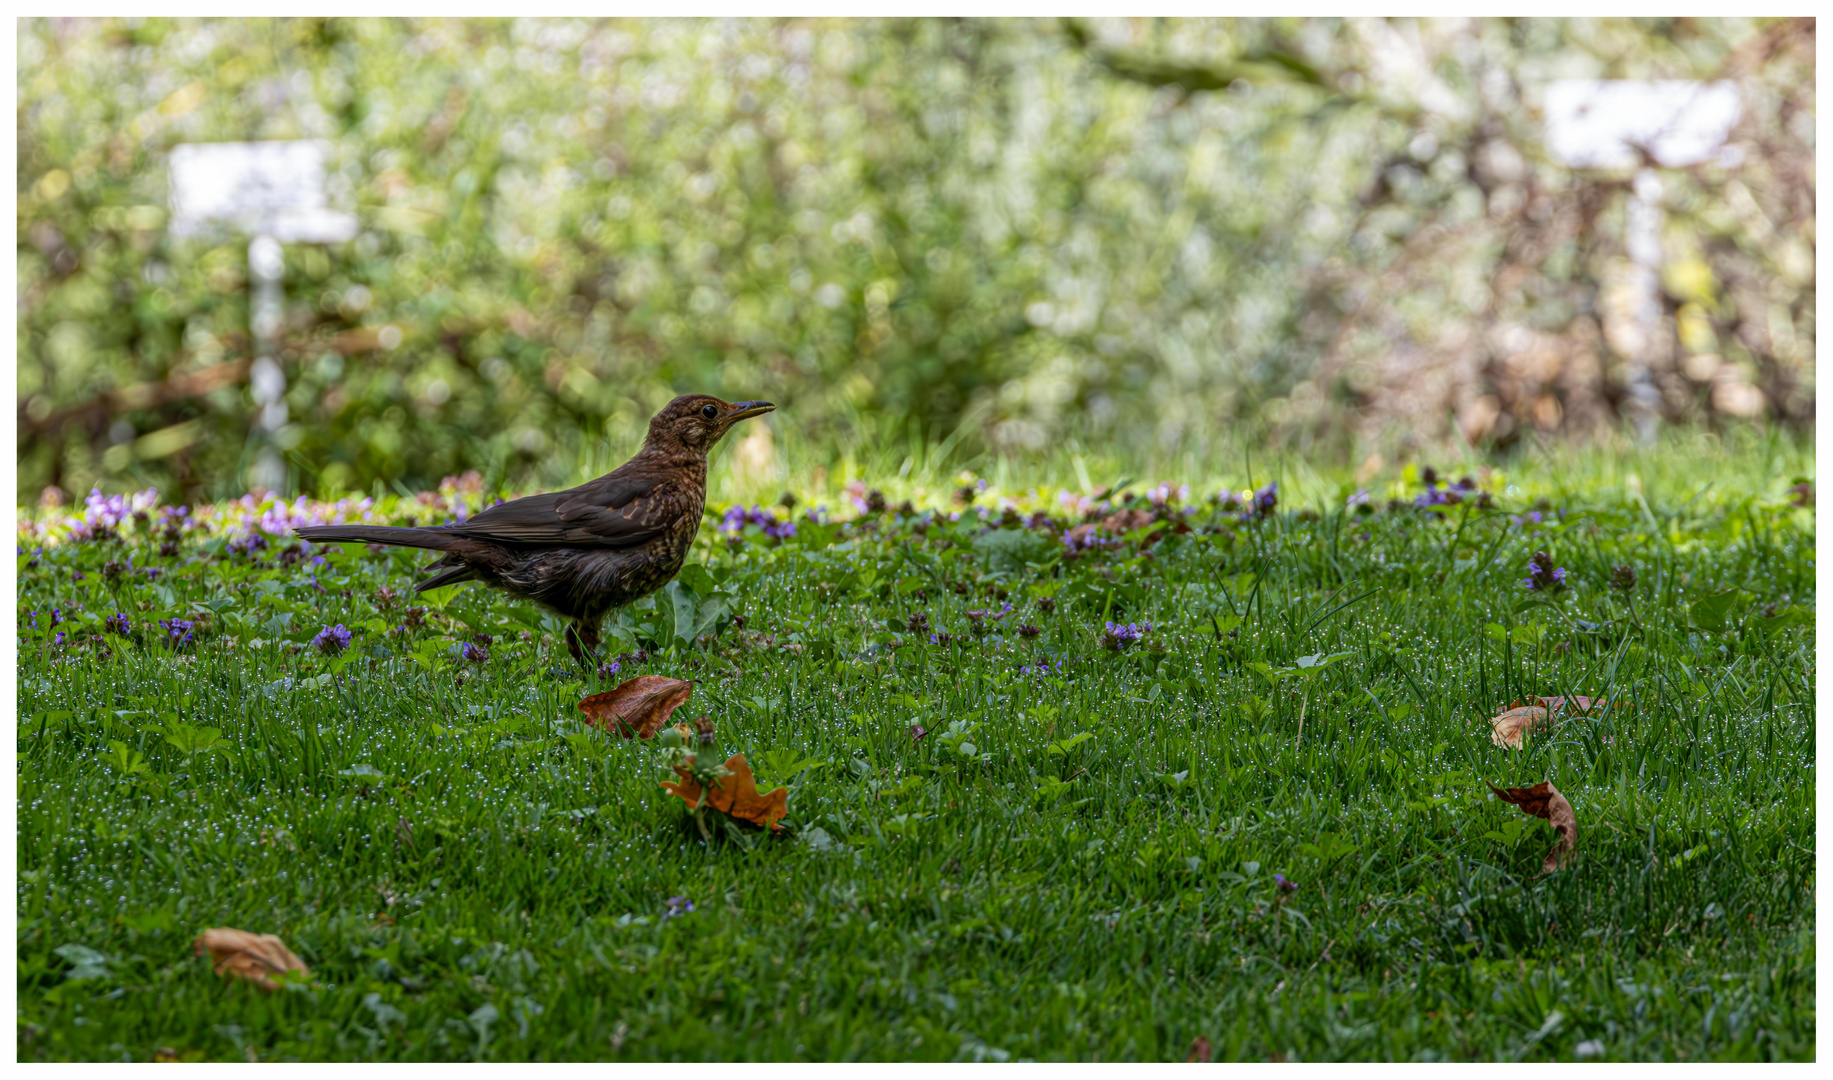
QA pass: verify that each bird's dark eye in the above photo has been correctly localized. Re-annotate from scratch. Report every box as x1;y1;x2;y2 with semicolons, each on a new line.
700;404;718;419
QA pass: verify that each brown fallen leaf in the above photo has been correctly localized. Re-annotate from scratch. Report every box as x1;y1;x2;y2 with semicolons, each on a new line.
1187;1035;1214;1063
578;675;694;739
1489;705;1550;749
909;723;929;741
1487;781;1577;874
193;927;310;991
661;753;789;831
1531;695;1616;715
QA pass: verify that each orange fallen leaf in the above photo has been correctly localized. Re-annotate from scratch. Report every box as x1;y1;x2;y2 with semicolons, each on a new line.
1487;781;1577;874
1187;1035;1214;1063
578;675;694;739
661;753;789;831
1531;695;1618;715
193;927;310;991
1490;705;1550;749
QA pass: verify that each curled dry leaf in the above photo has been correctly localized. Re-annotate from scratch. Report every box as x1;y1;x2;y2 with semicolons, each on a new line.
1490;705;1550;749
578;675;694;739
1491;696;1619;748
1487;781;1577;875
193;927;310;991
661;753;789;831
1187;1035;1214;1063
1531;695;1617;715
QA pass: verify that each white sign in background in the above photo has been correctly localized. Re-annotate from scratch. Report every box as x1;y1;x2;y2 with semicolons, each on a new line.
169;141;358;491
1541;80;1742;441
169;140;357;243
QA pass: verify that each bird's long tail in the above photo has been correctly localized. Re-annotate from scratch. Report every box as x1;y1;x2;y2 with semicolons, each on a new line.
295;524;461;551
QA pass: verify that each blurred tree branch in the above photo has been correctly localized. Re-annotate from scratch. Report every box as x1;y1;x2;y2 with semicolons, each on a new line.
1059;18;1328;94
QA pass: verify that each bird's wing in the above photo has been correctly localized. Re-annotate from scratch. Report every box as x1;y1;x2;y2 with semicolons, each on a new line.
441;473;676;547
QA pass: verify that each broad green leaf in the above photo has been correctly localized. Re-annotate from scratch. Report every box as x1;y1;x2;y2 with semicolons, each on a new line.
1690;590;1744;632
676;563;720;598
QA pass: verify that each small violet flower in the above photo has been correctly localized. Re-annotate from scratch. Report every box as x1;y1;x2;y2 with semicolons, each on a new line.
1102;620;1151;650
311;624;353;656
159;618;195;648
1252;481;1278;517
663;895;696;920
1274;873;1298;895
104;612;132;636
1521;550;1567;593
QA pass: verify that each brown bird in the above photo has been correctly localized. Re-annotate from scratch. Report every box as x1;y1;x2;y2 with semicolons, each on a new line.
296;394;774;662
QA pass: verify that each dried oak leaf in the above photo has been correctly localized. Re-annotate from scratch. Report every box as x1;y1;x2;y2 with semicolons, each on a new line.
1531;695;1615;715
1489;705;1550;749
661;753;789;831
193;927;310;991
1488;781;1577;875
1491;696;1620;748
578;675;694;739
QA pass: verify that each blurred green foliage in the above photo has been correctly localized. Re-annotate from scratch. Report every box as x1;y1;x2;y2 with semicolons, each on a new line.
17;18;1815;503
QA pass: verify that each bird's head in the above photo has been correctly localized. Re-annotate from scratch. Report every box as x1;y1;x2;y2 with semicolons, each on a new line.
645;394;776;455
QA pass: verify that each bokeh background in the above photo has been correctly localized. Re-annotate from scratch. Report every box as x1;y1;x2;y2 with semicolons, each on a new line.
17;17;1816;504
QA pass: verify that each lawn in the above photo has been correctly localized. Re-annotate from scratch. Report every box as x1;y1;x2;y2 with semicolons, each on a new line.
15;435;1816;1061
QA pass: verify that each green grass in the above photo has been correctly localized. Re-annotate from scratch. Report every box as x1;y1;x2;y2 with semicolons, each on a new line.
16;435;1816;1061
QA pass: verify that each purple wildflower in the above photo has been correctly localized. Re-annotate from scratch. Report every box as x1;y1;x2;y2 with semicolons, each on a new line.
1521;551;1567;593
1274;873;1298;894
311;624;353;655
1061;526;1116;554
1609;565;1637;593
1102;620;1151;650
159;618;195;648
227;532;269;557
461;641;489;664
663;894;696;920
105;612;132;636
1252;481;1278;517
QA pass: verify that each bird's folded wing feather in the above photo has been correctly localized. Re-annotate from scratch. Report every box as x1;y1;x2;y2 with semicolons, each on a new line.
442;474;674;546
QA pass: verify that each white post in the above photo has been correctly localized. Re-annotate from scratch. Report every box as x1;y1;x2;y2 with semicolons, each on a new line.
169;140;356;496
1543;81;1741;445
1623;169;1665;445
248;233;287;493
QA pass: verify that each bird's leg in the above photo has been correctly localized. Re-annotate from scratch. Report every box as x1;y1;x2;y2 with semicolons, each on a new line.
565;620;603;666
